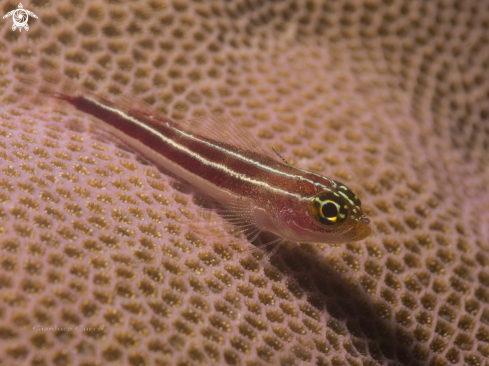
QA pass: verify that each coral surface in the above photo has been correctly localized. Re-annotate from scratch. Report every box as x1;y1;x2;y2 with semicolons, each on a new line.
1;0;489;365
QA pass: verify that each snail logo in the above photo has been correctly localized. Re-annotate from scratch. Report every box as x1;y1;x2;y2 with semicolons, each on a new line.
3;3;38;32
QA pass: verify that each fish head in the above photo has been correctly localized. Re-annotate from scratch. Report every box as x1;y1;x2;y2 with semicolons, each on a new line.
272;178;371;244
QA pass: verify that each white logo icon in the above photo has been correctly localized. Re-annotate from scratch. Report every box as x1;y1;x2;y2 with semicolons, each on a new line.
3;3;38;32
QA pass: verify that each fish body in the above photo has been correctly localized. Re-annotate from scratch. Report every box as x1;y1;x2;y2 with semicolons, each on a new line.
52;89;370;246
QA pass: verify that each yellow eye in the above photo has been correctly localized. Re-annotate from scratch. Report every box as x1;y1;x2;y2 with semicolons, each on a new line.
310;192;349;227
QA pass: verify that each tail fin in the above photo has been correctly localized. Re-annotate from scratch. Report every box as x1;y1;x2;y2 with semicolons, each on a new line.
7;62;84;108
9;61;159;118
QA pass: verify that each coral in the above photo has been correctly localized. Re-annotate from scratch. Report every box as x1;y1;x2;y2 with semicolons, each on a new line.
0;0;489;365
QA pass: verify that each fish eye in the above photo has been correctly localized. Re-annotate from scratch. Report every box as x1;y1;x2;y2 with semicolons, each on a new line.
310;192;349;227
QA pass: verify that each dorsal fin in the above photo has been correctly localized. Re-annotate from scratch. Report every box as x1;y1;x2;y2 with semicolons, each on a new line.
111;94;165;121
97;94;277;162
272;147;292;168
176;113;277;161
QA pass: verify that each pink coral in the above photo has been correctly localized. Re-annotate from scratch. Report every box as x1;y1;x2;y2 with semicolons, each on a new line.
1;0;489;365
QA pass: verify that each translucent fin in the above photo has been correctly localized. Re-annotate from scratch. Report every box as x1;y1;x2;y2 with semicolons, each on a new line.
13;64;170;128
272;147;292;168
182;198;287;262
176;195;266;247
220;196;266;243
244;236;287;262
260;238;286;261
180;212;285;262
14;64;78;99
112;94;170;123
176;113;277;161
12;63;93;110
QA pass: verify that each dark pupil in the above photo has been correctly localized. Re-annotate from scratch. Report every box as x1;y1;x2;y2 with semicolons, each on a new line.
321;201;338;218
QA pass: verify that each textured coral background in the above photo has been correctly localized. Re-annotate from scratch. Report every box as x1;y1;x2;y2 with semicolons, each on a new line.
1;0;489;365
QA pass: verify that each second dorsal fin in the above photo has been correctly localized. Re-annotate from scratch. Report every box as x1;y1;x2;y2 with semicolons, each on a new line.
112;94;167;122
175;113;277;160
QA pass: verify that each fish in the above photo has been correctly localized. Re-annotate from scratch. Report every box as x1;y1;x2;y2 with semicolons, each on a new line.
19;68;371;256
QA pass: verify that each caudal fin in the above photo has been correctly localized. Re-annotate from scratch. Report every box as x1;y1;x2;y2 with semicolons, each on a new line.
7;62;84;107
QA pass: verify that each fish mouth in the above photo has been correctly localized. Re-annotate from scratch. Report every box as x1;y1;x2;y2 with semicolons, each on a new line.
355;217;371;240
342;217;371;242
352;224;371;241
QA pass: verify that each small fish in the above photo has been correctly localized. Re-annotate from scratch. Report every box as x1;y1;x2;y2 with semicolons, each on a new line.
24;70;370;254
